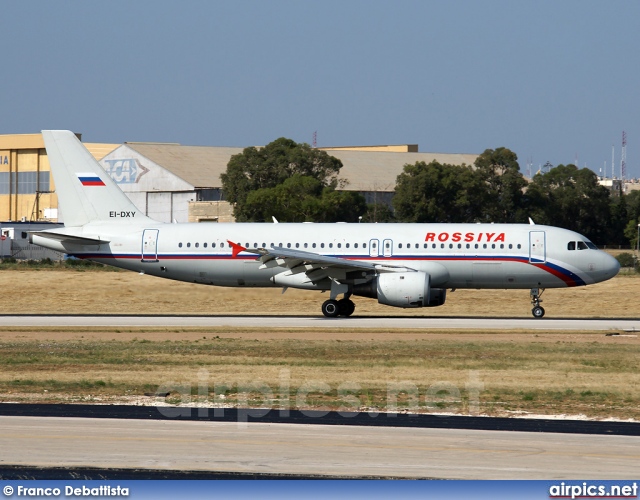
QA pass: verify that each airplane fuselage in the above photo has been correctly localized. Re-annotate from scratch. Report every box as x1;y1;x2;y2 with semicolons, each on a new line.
33;222;619;291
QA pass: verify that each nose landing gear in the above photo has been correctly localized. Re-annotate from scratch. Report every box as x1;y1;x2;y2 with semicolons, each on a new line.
530;288;545;318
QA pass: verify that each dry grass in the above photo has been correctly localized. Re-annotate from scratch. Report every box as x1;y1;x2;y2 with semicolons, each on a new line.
0;328;638;420
0;267;638;317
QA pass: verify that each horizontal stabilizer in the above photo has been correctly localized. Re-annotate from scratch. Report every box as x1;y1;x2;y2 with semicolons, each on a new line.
29;231;108;245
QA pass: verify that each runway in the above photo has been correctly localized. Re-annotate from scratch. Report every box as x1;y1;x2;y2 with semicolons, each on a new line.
1;314;639;331
1;416;638;479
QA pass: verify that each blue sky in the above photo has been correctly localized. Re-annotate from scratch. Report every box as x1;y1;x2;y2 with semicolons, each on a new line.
2;0;638;178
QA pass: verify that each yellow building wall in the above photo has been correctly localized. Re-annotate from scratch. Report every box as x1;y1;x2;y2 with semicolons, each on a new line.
0;134;114;222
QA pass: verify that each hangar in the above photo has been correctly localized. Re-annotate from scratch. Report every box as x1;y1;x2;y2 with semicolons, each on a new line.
0;132;478;228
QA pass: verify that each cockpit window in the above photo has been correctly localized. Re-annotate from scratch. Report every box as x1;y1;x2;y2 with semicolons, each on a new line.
585;241;597;250
567;241;576;251
577;241;588;250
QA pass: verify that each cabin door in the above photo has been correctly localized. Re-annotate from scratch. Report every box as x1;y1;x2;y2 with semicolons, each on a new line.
529;231;546;263
142;229;159;262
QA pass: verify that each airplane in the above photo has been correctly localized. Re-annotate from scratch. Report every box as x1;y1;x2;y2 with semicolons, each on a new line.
30;130;620;319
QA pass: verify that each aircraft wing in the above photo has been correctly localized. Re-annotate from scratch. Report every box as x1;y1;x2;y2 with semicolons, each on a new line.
228;240;414;283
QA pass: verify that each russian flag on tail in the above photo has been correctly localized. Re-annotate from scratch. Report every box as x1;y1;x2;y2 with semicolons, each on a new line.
77;172;106;186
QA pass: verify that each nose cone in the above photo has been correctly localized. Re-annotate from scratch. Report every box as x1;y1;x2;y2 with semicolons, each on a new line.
599;252;620;282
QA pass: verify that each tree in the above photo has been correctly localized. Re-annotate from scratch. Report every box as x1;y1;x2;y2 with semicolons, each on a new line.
473;147;528;223
525;164;612;243
608;194;628;245
221;137;344;220
221;138;358;222
362;203;396;223
392;161;486;223
241;174;366;223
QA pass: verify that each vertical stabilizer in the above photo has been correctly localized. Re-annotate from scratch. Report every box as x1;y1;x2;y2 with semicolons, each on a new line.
42;130;153;226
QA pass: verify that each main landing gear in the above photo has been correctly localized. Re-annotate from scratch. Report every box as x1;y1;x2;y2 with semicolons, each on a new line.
530;287;545;318
321;297;356;318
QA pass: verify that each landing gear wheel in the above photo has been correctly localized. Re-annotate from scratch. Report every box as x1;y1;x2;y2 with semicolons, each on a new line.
530;287;546;319
322;299;340;318
338;298;356;317
532;306;545;318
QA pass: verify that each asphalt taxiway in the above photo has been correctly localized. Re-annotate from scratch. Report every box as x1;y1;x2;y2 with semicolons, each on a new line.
1;315;639;330
1;415;638;479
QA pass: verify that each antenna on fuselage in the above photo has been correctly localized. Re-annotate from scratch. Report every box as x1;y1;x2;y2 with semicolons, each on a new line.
272;216;279;223
528;217;536;225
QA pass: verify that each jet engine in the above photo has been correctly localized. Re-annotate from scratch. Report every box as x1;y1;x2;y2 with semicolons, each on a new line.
353;271;446;308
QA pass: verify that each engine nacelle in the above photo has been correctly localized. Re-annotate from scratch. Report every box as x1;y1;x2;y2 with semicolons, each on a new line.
353;272;447;308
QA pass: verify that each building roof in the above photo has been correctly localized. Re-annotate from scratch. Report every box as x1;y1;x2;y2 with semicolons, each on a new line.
118;143;479;192
124;143;243;189
324;149;479;192
0;133;118;161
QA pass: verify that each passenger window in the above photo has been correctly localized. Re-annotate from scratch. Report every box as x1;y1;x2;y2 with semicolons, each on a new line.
577;241;588;250
475;244;478;249
363;243;367;248
517;244;521;249
304;243;308;248
321;243;325;248
287;243;291;248
245;243;249;248
296;243;300;248
432;244;436;249
500;244;504;249
212;243;216;248
508;244;512;249
354;243;358;248
312;243;317;248
346;243;350;248
398;243;403;249
204;243;207;248
195;243;199;248
220;242;224;248
492;244;496;249
458;244;462;249
187;243;191;248
337;243;341;248
329;243;333;248
483;244;487;249
449;244;453;249
179;242;183;248
466;244;470;249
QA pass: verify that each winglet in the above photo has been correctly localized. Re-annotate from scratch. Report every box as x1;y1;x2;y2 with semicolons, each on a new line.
227;240;246;258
